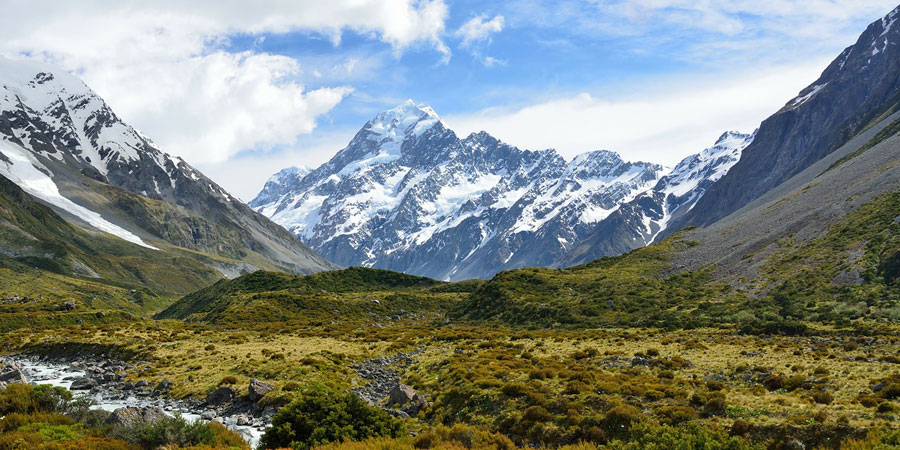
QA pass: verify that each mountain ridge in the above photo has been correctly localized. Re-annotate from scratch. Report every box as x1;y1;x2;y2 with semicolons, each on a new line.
252;101;749;280
671;4;900;231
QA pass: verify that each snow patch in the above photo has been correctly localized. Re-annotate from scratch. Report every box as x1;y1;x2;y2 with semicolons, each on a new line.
0;139;156;249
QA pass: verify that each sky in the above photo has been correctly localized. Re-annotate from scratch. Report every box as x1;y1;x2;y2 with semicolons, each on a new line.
0;0;897;200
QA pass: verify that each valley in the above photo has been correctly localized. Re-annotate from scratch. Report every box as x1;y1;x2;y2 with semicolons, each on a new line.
1;2;900;450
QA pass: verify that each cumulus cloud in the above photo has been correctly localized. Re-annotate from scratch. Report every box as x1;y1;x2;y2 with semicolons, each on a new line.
444;60;831;166
0;0;450;164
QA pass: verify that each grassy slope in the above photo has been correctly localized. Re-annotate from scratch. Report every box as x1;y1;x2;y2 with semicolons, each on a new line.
0;174;256;324
155;267;461;324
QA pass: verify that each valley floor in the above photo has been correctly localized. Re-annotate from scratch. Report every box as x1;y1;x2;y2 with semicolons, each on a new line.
2;319;900;449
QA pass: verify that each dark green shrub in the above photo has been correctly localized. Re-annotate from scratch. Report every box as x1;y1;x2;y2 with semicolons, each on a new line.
731;419;751;436
657;406;698;424
259;389;404;450
811;390;834;405
702;396;727;417
603;404;643;434
763;374;785;391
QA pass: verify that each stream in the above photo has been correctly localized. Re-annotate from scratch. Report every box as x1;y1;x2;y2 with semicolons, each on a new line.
10;356;268;449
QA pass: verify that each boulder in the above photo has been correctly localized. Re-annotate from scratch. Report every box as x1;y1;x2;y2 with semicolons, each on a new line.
0;363;26;385
153;379;173;394
62;301;76;311
105;407;167;427
206;386;237;406
70;377;98;390
248;378;275;402
387;384;416;406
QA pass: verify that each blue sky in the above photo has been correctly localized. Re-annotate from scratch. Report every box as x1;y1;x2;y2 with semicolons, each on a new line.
0;0;897;199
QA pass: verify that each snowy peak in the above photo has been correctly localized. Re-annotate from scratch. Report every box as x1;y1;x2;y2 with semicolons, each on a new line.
363;99;442;147
252;101;683;280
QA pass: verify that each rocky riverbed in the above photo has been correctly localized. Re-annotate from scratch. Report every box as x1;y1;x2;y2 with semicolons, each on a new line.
1;349;431;449
1;354;270;448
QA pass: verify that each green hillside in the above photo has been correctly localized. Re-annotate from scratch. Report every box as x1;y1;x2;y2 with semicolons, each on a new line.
155;267;460;324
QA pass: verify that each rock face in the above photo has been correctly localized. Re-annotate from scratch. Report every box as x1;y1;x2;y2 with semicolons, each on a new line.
105;407;168;427
674;5;900;231
0;56;337;276
252;101;746;280
248;379;275;403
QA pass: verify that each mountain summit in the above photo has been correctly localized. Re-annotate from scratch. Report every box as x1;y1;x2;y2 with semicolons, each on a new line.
252;101;747;280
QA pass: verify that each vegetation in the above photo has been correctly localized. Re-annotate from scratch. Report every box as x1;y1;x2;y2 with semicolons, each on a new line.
260;388;405;449
0;382;245;449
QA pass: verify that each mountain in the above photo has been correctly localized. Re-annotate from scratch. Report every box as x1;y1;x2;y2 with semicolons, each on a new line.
673;4;900;230
0;57;336;289
252;101;745;280
560;130;753;266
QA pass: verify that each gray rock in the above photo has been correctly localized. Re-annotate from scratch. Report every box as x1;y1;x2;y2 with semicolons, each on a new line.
105;407;167;427
0;363;26;385
153;379;173;393
61;300;76;311
248;378;275;402
201;410;215;420
206;386;237;406
235;414;251;426
70;377;98;390
387;384;416;406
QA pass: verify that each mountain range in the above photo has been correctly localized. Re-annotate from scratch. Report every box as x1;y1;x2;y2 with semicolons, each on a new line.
250;102;752;280
0;57;336;303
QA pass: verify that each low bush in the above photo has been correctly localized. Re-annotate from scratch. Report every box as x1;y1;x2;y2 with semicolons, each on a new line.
260;389;404;449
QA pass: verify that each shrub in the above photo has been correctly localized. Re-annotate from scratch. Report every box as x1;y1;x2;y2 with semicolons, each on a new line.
730;419;751;436
656;406;698;424
0;383;72;415
702;397;727;417
784;375;808;392
259;389;404;450
811;390;834;405
880;383;900;399
110;414;244;449
877;401;897;414
603;404;643;434
500;382;529;398
763;374;785;391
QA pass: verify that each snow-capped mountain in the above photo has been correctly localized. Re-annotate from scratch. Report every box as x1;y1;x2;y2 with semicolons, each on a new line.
0;56;336;276
560;130;754;267
252;100;750;280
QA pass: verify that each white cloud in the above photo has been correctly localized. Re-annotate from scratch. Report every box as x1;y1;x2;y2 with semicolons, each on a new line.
456;14;505;48
444;60;831;166
0;0;450;164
